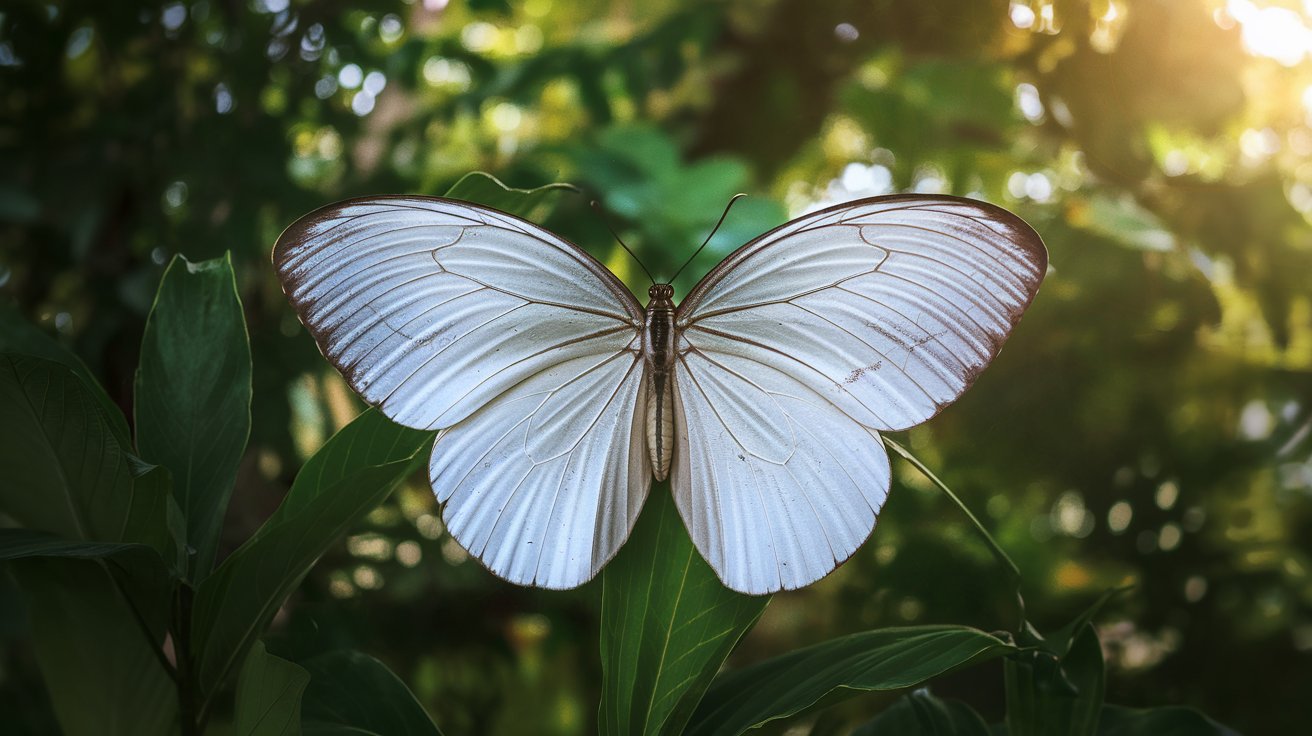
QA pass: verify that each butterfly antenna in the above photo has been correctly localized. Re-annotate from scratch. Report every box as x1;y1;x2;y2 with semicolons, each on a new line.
669;193;747;285
590;200;656;286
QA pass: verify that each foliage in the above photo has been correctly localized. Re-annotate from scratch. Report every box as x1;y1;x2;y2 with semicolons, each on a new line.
3;0;1310;734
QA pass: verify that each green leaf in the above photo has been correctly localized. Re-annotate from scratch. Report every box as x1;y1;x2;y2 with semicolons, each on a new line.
1096;705;1238;736
1038;587;1131;657
0;301;131;444
192;410;429;701
443;171;579;218
0;528;174;634
599;488;769;736
851;689;993;736
235;641;310;736
8;558;177;736
135;253;252;577
0;356;180;734
687;626;1015;736
300;650;443;735
1005;624;1104;736
0;354;167;549
0;528;152;562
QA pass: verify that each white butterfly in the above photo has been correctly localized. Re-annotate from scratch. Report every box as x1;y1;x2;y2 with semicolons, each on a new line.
274;194;1046;595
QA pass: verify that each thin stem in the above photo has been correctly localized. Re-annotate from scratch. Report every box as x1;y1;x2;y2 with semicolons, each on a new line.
173;585;200;736
883;437;1027;628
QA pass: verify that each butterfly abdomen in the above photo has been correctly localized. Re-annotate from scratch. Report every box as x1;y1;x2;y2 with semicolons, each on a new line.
644;285;677;481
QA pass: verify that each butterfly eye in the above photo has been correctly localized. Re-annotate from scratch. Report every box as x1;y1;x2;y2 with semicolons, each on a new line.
648;284;674;301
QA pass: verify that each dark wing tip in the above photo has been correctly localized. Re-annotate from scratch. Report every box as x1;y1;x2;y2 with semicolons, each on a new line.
905;193;1049;280
271;197;370;272
978;199;1049;279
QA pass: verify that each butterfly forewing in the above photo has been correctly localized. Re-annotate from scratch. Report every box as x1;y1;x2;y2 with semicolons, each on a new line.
275;197;643;430
274;196;650;588
673;195;1046;594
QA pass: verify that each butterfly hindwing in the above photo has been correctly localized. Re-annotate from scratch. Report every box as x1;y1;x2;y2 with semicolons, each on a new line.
431;350;650;588
672;345;891;594
673;195;1046;593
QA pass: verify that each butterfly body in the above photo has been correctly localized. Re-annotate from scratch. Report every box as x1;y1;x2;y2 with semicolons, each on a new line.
643;283;678;481
275;193;1046;594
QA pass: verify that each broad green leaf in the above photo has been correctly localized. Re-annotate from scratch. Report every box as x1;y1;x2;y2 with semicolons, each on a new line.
0;528;174;633
300;650;443;735
1096;705;1238;736
0;354;167;550
599;488;769;736
8;558;177;736
1005;624;1104;736
851;690;992;736
0;301;131;444
235;641;310;736
0;356;180;735
443;171;579;217
135;253;252;577
687;626;1015;736
192;410;429;698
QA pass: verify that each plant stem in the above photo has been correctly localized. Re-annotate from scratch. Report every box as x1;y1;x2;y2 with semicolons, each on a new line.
883;437;1027;628
174;585;199;736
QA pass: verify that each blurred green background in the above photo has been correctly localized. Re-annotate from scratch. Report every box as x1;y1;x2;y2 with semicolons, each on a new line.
2;0;1311;733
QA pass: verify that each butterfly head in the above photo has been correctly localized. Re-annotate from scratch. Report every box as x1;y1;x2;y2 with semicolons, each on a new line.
648;283;675;304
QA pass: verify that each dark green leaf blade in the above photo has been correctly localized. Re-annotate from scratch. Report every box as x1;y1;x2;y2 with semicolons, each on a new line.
192;410;429;698
0;354;166;548
1096;705;1239;736
599;488;769;736
0;528;150;562
687;626;1015;736
0;356;179;734
300;650;443;736
1005;624;1104;736
0;527;174;633
851;689;993;736
0;301;131;444
235;641;310;736
135;253;252;577
8;558;177;736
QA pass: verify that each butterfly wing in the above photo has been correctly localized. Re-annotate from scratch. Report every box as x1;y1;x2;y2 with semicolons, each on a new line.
673;195;1047;594
275;196;650;588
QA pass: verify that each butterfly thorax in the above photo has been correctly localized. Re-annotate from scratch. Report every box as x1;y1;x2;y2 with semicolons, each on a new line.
643;284;677;481
643;284;677;371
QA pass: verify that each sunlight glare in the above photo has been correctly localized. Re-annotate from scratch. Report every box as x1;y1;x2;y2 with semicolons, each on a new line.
1227;0;1312;66
1010;1;1036;30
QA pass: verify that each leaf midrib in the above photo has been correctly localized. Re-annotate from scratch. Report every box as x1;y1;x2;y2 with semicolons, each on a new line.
639;528;694;733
